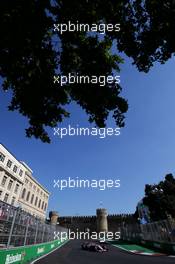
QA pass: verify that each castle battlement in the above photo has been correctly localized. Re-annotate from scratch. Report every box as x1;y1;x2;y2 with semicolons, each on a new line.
108;213;134;218
59;213;134;219
54;210;137;232
59;215;96;219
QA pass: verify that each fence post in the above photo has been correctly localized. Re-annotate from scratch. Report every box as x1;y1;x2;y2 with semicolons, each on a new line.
41;225;46;243
24;216;30;246
7;209;17;248
34;221;39;244
149;223;153;241
165;219;173;242
6;206;10;222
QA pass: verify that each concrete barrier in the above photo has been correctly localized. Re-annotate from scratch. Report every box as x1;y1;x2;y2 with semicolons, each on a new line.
0;239;68;264
140;240;175;254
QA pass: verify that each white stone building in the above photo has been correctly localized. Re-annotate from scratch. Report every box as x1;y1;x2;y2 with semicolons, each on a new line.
0;143;50;220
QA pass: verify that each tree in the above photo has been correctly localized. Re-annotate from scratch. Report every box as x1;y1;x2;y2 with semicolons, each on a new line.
0;0;129;142
142;174;175;221
116;0;175;72
1;0;175;142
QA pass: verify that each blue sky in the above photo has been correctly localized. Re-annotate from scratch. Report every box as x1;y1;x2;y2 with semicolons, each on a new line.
0;56;175;217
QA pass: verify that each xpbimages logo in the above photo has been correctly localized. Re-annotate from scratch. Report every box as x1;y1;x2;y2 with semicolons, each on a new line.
53;177;120;191
53;21;120;35
54;230;121;242
53;125;121;139
53;73;120;87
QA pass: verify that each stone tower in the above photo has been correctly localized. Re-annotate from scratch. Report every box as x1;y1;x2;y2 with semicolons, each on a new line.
49;211;59;225
96;208;108;232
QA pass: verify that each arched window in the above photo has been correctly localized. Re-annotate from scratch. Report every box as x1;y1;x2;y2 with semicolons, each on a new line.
44;203;47;211
41;201;44;210
35;197;38;206
31;194;34;204
21;188;26;199
26;191;30;202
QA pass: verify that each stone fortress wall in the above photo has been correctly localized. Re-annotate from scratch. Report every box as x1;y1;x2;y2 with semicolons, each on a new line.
50;209;137;233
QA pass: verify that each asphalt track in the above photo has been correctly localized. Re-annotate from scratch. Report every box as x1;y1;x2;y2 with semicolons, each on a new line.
34;240;175;264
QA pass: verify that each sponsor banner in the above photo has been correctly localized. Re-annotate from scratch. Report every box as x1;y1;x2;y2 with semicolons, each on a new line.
0;239;67;264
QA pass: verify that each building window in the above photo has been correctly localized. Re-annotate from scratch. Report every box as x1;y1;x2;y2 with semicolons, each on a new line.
38;199;41;208
35;197;38;206
7;160;12;168
1;176;7;186
33;185;36;191
14;184;19;194
19;169;23;177
20;170;23;177
11;197;15;206
41;201;44;210
31;194;34;204
0;153;5;162
44;203;47;211
25;179;28;184
4;193;9;203
7;180;13;191
37;188;39;194
0;190;2;198
21;188;26;199
13;165;18;173
29;182;32;188
26;191;30;202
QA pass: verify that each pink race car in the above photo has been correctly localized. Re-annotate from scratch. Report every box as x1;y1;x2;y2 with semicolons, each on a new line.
81;242;108;252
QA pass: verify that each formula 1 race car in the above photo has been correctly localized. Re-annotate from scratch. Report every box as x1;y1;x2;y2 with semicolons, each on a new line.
81;242;108;252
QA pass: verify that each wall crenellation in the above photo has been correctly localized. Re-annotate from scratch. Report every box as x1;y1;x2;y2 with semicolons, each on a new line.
57;211;136;232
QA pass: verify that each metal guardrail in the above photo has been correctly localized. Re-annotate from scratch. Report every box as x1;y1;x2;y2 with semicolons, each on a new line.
120;223;142;241
1;199;175;247
140;218;175;243
120;218;175;243
0;201;67;248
